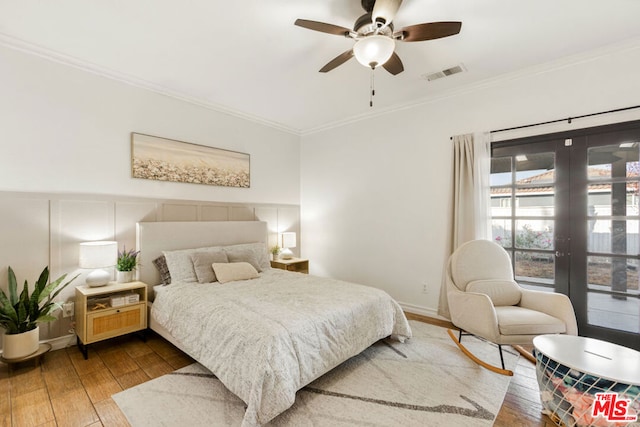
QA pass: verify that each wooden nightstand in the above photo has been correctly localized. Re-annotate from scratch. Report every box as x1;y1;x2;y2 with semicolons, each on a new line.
271;258;309;274
75;281;148;359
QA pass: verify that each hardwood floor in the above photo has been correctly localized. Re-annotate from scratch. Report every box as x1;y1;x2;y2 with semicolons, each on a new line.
1;333;194;427
1;317;556;426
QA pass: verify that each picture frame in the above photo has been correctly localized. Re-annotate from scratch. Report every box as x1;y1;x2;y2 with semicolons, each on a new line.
131;133;250;188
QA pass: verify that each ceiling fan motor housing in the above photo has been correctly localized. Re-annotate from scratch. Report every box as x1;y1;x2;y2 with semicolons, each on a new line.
354;13;394;36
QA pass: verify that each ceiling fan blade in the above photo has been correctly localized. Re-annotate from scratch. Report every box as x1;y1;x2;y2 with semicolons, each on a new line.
382;52;404;75
397;21;462;42
372;0;403;27
319;50;355;73
295;19;352;37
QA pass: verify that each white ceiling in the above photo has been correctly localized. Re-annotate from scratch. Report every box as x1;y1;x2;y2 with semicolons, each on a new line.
2;0;640;134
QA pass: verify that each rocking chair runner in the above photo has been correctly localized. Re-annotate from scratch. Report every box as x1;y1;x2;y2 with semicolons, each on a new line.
445;240;578;376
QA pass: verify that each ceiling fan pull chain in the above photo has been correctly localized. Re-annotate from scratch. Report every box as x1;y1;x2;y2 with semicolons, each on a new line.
370;67;375;107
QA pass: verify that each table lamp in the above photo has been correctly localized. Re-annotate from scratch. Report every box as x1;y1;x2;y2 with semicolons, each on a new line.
279;232;296;260
79;241;117;287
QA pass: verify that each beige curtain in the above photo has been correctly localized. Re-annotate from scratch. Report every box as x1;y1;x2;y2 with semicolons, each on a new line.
437;132;491;319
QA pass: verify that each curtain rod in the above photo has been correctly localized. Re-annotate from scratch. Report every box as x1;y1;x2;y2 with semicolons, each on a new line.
449;104;640;140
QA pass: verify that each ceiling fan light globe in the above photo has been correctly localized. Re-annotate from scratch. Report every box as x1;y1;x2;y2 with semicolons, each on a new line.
353;35;395;69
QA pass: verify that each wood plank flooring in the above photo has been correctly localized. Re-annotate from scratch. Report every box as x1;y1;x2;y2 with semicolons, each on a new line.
1;316;556;426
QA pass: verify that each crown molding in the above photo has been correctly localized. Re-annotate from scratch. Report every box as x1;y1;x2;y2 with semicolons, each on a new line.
0;32;301;136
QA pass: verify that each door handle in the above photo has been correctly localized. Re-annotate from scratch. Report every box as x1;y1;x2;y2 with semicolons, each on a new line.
555;251;564;257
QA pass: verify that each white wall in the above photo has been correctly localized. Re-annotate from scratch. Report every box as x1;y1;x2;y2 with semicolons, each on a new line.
301;39;640;318
0;45;300;204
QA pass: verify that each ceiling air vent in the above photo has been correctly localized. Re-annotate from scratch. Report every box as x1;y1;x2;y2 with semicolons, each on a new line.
421;63;466;82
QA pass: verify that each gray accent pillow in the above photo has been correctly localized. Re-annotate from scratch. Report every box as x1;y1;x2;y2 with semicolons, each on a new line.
190;251;229;283
226;249;262;272
223;243;270;271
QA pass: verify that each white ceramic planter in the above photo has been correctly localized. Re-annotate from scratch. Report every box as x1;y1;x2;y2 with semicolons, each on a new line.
2;326;39;359
117;270;134;283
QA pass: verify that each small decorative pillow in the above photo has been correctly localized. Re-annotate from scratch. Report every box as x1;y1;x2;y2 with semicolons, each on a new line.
466;279;522;306
225;249;262;272
190;251;229;283
212;262;259;284
152;256;172;285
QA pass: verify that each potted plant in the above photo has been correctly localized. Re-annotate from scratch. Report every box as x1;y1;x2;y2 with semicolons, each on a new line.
116;246;139;283
0;266;78;359
270;245;280;261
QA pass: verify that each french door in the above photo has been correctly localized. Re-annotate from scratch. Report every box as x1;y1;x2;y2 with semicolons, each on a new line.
491;120;640;350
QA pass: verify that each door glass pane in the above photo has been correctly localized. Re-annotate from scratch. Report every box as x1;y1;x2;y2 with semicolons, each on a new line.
588;184;640;216
515;190;555;216
515;251;554;284
491;189;512;215
588;143;640;180
515;152;555;184
587;256;639;290
587;292;639;333
515;220;554;250
587;219;640;255
490;157;512;186
492;219;512;248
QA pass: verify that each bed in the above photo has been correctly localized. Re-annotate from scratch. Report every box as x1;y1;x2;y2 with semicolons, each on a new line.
136;221;412;427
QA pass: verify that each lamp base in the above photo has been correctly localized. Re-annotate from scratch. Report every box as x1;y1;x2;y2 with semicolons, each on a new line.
86;269;110;287
279;248;294;260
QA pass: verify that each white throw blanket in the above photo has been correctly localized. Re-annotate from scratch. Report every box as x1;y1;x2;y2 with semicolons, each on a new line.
151;269;412;426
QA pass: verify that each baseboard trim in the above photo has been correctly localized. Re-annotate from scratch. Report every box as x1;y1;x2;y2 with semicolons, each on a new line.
398;302;456;329
398;302;450;319
44;333;76;351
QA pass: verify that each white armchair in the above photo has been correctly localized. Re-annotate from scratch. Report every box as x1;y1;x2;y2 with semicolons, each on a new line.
446;239;577;375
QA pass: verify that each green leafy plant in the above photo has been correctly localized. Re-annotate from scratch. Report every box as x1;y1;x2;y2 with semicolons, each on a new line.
0;266;78;335
117;246;140;272
270;245;280;256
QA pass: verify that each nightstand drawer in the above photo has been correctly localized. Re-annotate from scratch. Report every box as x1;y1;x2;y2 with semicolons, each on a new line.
86;303;146;343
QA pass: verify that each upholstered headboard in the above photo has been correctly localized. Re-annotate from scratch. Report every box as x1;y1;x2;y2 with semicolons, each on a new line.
136;221;268;289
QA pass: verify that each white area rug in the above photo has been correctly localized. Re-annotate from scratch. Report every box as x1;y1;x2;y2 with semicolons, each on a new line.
113;321;518;426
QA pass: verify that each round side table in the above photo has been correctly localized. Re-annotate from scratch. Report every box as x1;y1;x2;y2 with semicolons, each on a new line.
533;335;640;427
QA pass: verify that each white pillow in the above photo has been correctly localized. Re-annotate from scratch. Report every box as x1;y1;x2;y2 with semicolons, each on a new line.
212;262;259;284
466;279;522;306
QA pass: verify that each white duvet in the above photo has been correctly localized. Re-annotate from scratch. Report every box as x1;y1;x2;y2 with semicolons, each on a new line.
151;268;412;426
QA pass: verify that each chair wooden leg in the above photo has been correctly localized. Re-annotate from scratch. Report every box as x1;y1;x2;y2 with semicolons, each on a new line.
513;345;536;365
447;329;514;376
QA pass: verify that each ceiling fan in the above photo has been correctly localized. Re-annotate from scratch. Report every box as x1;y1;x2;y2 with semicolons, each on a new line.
295;0;462;75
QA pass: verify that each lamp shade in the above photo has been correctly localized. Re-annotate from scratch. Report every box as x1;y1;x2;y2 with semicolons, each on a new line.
353;35;395;69
280;232;297;249
79;241;117;268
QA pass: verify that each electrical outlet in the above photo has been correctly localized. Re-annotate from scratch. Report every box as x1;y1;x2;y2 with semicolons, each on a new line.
422;283;429;294
63;301;74;318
